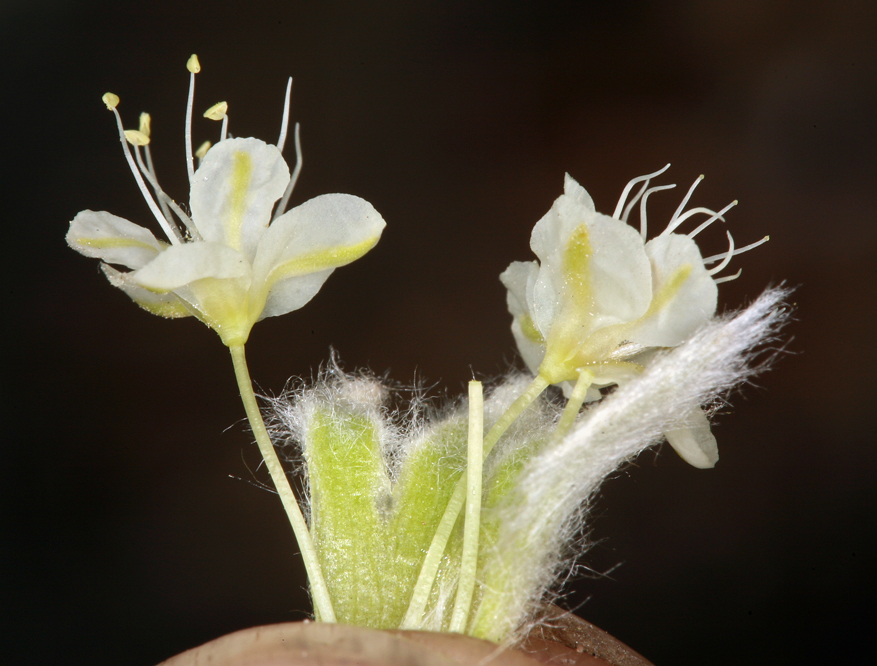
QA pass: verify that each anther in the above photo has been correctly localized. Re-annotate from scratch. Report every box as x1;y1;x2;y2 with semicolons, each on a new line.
124;130;150;146
102;93;120;110
195;141;211;160
203;101;228;142
203;101;228;120
187;54;201;74
139;112;151;137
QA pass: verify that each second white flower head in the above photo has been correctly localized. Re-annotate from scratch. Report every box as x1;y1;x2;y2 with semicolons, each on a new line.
501;167;767;467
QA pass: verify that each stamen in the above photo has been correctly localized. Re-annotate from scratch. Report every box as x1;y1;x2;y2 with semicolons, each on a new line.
664;175;704;235
137;112;175;226
638;184;676;239
703;235;769;264
707;231;735;275
185;54;200;185
612;163;671;220
277;77;293;153
139;112;151;137
195;140;211;164
273;122;303;221
686;201;737;238
204;101;229;142
132;142;199;239
124;129;150;145
620;180;649;222
713;269;742;284
104;94;183;244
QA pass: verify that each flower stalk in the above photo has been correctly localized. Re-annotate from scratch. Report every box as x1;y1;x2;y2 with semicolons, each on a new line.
229;344;335;622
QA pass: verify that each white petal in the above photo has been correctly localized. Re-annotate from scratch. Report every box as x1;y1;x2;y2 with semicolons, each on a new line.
499;261;536;321
131;242;251;292
579;213;652;330
633;234;718;347
500;262;545;375
189;137;290;260
258;270;333;320
663;407;719;469
67;210;164;269
530;181;652;336
101;264;192;318
530;174;596;261
562;173;596;211
250;193;386;319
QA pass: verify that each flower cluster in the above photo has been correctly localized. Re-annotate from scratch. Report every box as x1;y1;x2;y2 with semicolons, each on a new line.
67;55;385;347
501;167;767;467
65;56;787;648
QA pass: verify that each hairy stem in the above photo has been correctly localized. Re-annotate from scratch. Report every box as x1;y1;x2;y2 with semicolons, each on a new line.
229;344;336;622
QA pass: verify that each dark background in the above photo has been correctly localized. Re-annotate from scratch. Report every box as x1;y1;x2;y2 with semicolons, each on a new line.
3;1;875;664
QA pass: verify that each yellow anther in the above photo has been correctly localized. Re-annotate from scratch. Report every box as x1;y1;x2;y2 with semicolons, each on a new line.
102;93;120;110
195;141;212;159
124;129;150;146
203;101;228;120
187;54;201;73
139;112;151;137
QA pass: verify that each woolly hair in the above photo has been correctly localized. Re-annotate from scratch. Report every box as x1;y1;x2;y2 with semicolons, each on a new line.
264;289;788;641
471;287;791;643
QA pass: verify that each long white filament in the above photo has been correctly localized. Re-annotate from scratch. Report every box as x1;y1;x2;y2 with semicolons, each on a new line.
274;123;302;221
638;184;676;239
612;163;671;220
109;107;184;244
277;77;293;153
185;68;197;185
133;145;200;239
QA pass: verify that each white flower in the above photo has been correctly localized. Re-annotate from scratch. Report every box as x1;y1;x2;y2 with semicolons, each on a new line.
500;167;767;467
67;55;386;347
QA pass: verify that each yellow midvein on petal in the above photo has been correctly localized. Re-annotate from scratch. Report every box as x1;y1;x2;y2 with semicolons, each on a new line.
226;150;254;251
562;223;593;305
131;296;192;318
538;222;597;384
74;236;160;251
643;264;693;319
265;235;382;286
519;314;544;344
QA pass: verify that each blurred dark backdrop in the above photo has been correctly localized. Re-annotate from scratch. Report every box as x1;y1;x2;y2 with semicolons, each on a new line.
2;1;874;664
